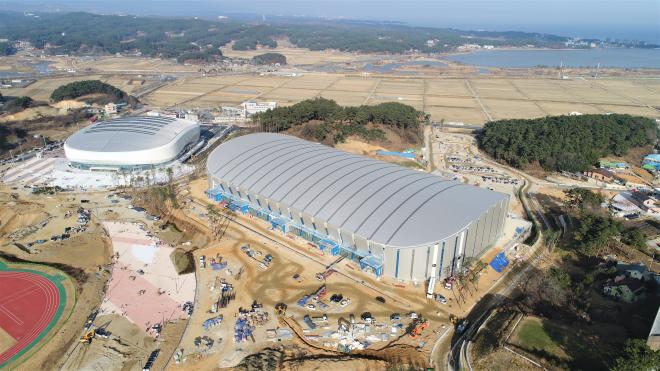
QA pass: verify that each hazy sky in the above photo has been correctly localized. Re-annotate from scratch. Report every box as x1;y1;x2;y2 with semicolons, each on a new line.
3;0;659;42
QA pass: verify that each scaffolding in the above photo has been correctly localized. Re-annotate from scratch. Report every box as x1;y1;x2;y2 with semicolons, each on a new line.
206;187;383;277
360;255;383;277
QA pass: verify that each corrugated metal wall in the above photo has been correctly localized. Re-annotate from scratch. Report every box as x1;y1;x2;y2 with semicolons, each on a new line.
211;175;510;282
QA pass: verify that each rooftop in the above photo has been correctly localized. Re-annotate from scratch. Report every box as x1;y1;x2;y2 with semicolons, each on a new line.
207;133;508;248
65;116;199;152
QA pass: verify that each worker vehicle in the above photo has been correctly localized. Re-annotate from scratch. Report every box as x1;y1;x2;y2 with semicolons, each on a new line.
408;318;429;339
79;329;96;344
456;320;470;334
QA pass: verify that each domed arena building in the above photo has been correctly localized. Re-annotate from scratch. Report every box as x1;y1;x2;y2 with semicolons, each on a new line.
206;133;509;282
64;116;200;171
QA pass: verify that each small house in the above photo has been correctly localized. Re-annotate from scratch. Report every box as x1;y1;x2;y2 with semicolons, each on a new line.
603;278;646;303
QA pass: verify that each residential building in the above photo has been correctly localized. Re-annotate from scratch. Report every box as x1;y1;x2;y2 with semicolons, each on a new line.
603;278;646;303
584;168;615;182
631;191;660;213
240;101;277;117
104;102;118;115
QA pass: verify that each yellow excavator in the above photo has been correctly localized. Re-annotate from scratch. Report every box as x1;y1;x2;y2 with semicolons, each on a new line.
79;329;96;344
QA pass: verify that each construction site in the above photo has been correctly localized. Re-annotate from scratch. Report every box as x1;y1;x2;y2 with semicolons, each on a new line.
0;116;532;370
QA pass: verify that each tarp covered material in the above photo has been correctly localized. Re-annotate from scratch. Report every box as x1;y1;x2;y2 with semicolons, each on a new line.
376;150;416;159
643;155;660;170
490;252;509;273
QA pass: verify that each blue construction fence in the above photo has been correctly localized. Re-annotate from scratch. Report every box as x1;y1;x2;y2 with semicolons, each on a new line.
206;187;384;277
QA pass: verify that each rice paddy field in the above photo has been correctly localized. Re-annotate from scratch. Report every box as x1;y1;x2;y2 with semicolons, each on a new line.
141;73;660;124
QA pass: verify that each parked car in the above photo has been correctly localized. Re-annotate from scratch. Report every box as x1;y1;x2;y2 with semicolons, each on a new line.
456;320;470;334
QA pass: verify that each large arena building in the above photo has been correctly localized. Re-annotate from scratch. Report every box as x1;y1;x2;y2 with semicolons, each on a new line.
64;116;200;171
207;133;509;282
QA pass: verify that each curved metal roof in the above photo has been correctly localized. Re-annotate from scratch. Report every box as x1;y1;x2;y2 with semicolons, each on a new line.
65;116;199;152
207;133;507;248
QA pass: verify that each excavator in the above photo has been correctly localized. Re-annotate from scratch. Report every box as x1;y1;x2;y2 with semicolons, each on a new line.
79;329;96;344
79;321;112;344
408;317;429;339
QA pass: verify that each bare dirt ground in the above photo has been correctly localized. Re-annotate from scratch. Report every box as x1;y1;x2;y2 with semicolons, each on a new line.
0;188;116;369
160;177;525;370
334;139;387;156
0;326;15;355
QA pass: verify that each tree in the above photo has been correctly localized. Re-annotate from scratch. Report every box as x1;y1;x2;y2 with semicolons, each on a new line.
549;267;571;289
610;339;660;371
572;213;622;256
564;188;605;210
477;114;658;172
621;228;647;252
50;80;126;102
252;98;424;144
206;204;219;236
251;52;286;65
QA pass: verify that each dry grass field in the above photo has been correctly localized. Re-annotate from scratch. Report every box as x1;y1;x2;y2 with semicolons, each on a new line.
142;73;659;124
5;67;658;124
2;74;150;101
47;56;199;73
220;42;373;66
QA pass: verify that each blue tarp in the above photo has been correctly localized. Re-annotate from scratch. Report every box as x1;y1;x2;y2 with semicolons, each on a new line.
203;316;223;330
376;150;416;159
644;154;660;163
643;154;660;170
490;252;509;273
211;261;227;271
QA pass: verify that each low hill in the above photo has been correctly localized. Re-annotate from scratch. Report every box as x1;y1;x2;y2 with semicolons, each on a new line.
251;52;287;65
50;80;127;103
252;98;426;148
477;114;658;173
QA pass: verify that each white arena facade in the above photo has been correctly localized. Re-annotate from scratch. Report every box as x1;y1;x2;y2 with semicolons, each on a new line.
64;116;200;171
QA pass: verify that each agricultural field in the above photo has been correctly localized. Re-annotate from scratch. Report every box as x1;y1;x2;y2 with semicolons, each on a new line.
4;66;658;124
220;43;375;66
141;74;660;124
2;74;148;101
45;56;199;74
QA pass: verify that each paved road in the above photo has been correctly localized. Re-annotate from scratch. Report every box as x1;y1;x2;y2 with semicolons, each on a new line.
442;143;550;370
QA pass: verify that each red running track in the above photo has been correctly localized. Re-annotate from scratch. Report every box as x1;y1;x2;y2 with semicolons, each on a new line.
0;271;59;365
